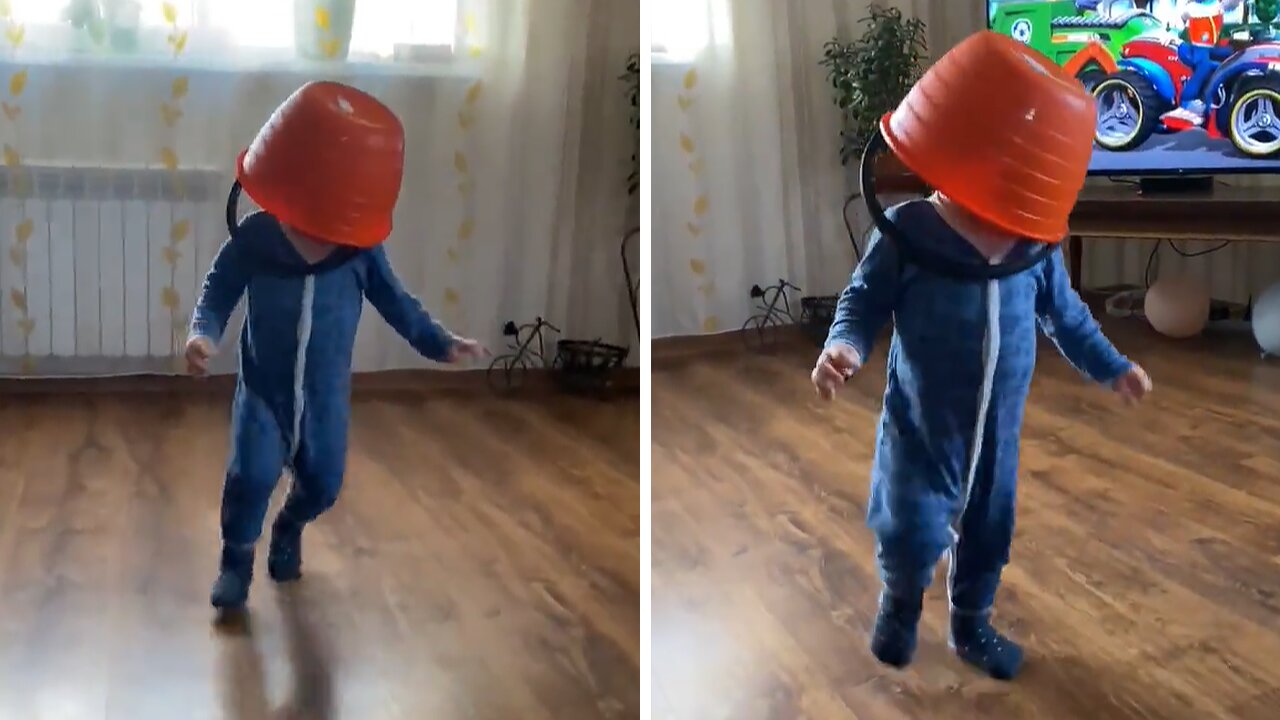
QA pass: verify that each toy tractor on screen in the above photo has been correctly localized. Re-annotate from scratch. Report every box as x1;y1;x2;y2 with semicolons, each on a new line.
992;0;1280;158
1092;36;1280;158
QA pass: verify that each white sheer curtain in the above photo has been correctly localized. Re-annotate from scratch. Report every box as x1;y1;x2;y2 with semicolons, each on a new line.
0;0;639;375
650;0;935;338
651;0;1280;338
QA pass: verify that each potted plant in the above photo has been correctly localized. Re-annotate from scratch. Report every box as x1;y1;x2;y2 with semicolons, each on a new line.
819;5;927;176
804;6;925;346
295;0;357;62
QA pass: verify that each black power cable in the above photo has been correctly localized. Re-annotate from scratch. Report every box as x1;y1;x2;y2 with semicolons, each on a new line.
842;191;864;263
1143;238;1231;288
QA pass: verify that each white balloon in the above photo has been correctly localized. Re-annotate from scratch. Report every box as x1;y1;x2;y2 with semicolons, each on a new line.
1252;282;1280;356
1145;275;1211;339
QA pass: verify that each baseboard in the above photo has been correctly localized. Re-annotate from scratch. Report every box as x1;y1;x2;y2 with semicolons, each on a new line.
653;324;811;363
0;367;640;397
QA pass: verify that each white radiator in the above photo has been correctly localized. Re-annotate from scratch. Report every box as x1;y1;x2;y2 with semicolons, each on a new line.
0;164;229;375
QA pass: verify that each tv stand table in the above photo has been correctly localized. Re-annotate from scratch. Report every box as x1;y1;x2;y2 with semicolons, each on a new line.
870;176;1279;289
1066;185;1280;290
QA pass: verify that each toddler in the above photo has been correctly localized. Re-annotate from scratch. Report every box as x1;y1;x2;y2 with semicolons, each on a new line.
810;32;1152;680
187;81;485;611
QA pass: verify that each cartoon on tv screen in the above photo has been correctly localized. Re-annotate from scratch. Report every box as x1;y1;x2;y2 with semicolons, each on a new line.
988;0;1280;172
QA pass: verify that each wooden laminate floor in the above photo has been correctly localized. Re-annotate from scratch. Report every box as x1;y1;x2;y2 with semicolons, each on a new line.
0;388;638;720
653;321;1280;720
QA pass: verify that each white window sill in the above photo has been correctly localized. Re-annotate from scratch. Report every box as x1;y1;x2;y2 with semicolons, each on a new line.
11;50;483;79
650;46;697;67
5;24;481;79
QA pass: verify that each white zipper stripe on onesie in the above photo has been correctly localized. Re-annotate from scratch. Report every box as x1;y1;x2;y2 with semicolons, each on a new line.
291;275;316;462
948;277;1001;614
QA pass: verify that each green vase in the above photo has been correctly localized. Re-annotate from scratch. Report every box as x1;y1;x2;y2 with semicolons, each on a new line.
294;0;356;62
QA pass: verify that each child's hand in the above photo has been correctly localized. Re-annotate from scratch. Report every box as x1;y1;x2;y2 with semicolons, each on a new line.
185;335;216;377
1112;363;1152;405
446;335;490;364
811;342;862;401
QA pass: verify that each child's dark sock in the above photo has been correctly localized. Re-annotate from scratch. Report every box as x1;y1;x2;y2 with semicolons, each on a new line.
210;544;254;609
870;590;923;668
950;611;1024;680
267;512;304;583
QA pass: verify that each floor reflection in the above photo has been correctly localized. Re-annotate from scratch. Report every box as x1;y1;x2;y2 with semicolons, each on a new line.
217;582;335;720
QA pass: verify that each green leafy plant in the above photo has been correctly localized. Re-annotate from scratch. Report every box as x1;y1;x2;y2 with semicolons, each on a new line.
621;51;640;195
819;6;927;165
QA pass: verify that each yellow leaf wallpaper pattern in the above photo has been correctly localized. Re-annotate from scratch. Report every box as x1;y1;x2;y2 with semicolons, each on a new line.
4;23;35;366
159;6;191;363
160;102;182;127
313;7;343;60
446;78;484;329
4;24;23;49
170;218;190;243
676;67;718;334
457;218;474;241
461;11;484;57
465;81;484;106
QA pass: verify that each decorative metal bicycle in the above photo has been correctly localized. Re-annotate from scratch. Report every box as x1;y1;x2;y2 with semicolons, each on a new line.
742;278;801;352
487;317;560;393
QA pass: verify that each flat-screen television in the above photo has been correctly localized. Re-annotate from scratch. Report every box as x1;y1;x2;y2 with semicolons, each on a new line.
988;0;1280;176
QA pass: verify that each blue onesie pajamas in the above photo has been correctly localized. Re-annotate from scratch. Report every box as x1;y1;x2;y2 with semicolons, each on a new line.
191;211;454;609
826;201;1133;679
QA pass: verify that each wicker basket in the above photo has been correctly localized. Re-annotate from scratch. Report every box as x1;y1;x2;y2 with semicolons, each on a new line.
552;339;629;396
799;295;838;347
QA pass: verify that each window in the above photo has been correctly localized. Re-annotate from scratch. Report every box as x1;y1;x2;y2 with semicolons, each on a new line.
0;0;462;69
650;0;729;63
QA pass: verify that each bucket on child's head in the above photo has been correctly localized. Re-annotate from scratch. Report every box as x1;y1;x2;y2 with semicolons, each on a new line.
881;30;1095;243
235;81;405;249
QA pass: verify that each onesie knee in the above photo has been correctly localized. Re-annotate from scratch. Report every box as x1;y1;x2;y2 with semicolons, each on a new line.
311;480;342;514
283;474;343;523
875;527;951;599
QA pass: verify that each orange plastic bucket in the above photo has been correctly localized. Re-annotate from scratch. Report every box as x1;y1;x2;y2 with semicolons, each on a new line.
236;81;405;249
881;31;1095;243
